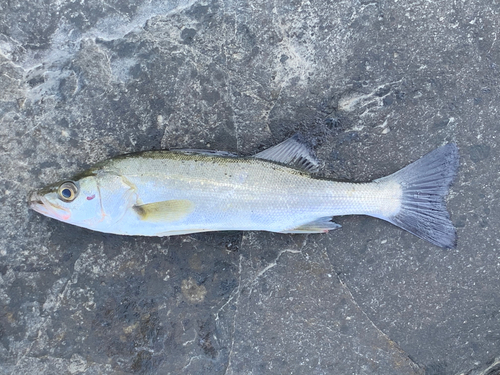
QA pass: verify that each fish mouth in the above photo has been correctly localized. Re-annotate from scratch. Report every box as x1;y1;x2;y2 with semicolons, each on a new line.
28;191;44;207
28;191;71;221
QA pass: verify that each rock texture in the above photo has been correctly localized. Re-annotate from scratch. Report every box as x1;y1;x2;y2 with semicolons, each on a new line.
1;0;499;374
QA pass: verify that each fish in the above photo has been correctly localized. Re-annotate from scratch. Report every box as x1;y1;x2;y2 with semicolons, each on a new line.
29;135;459;248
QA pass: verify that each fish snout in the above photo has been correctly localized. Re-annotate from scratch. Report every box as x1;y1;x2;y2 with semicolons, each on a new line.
28;190;44;208
28;190;71;221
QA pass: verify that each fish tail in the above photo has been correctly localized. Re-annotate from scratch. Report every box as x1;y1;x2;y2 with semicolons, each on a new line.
375;143;459;248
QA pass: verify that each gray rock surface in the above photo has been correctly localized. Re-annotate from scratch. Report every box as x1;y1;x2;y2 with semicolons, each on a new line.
1;0;499;374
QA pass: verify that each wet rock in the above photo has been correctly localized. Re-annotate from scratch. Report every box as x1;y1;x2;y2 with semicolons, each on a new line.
1;0;499;374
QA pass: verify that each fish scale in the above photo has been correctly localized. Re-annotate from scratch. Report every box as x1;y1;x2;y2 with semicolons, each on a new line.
111;154;396;229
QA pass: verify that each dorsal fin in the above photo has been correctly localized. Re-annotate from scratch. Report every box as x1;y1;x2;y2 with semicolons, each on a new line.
253;134;320;173
172;149;238;157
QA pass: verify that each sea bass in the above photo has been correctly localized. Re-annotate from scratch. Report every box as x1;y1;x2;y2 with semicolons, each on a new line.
29;135;459;248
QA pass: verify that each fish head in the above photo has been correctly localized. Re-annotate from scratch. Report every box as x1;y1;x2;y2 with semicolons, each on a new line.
29;175;103;228
29;170;136;231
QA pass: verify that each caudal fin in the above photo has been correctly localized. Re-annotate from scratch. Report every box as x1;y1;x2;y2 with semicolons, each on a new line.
376;144;459;248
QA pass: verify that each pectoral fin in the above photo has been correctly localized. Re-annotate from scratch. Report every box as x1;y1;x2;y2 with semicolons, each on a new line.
133;199;194;223
280;217;341;233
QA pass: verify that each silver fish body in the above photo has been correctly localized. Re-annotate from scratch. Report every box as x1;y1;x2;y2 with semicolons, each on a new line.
29;136;459;248
91;152;400;235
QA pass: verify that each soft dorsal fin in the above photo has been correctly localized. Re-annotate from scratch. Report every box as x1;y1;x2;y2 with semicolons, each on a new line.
253;134;320;173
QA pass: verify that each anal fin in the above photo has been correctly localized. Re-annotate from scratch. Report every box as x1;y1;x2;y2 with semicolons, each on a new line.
280;217;341;233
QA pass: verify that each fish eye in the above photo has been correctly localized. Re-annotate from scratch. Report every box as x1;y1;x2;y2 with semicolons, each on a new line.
58;181;78;202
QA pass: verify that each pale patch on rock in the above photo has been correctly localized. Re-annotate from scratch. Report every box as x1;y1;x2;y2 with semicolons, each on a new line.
68;354;88;374
123;321;140;334
181;277;207;303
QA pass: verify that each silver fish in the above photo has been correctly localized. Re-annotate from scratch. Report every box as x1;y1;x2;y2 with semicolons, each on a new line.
29;135;459;248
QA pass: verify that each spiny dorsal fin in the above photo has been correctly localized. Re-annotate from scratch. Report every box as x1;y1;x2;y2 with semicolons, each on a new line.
133;199;194;222
253;134;320;173
172;149;238;157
